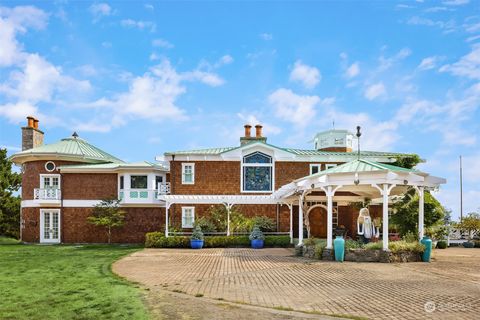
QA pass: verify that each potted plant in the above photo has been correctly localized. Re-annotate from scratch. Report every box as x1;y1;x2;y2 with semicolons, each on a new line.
249;226;265;249
190;225;204;249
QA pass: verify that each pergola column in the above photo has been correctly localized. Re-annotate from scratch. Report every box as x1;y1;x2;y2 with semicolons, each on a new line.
284;203;294;244
417;186;425;239
165;202;172;237
298;192;305;245
373;183;396;251
223;203;234;236
321;185;342;249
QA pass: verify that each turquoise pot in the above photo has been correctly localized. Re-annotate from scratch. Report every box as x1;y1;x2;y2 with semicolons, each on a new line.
334;236;345;262
420;236;432;262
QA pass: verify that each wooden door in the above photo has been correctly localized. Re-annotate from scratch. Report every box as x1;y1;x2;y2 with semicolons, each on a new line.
309;207;327;238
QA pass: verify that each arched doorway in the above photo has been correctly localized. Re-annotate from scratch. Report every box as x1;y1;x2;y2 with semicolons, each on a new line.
308;205;327;238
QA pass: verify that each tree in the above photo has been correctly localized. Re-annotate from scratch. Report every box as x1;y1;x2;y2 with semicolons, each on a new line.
87;199;126;243
392;154;421;169
455;212;480;241
390;188;445;237
0;148;22;239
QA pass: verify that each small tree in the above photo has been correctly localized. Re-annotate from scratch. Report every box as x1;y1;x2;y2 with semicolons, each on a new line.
87;199;126;243
0;148;22;239
455;212;480;241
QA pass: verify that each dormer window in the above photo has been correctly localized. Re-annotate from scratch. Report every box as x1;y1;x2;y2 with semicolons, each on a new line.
242;152;273;192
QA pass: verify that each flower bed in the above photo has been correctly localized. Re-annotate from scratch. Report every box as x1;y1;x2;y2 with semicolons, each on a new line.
298;239;425;263
145;232;291;248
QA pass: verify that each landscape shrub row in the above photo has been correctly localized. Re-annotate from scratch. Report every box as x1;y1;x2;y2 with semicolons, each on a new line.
145;232;291;248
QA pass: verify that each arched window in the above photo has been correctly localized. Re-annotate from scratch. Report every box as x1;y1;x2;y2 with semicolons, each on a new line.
242;152;273;192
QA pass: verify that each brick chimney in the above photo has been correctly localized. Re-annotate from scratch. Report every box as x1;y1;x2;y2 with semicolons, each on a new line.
22;116;44;150
240;124;267;145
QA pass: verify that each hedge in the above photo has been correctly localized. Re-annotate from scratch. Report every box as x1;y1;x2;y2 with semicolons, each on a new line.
145;232;291;248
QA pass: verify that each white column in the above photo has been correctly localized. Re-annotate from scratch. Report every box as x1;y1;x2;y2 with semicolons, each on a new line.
226;204;232;236
326;186;334;249
165;202;170;238
382;184;389;251
289;204;293;244
298;193;304;245
418;186;425;240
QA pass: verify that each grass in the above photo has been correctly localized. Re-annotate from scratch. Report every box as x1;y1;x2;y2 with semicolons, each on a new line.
0;236;21;244
0;244;148;320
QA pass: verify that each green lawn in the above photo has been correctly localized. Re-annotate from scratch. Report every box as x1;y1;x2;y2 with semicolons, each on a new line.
0;244;148;320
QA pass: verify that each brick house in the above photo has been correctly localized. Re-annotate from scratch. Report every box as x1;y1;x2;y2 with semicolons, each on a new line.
12;118;444;244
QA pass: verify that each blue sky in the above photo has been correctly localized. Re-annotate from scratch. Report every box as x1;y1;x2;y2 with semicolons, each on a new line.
0;0;479;219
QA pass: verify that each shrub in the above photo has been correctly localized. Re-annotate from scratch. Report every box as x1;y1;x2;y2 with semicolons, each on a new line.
264;236;290;247
436;240;447;249
402;231;418;243
345;239;363;250
194;217;217;233
303;237;317;246
389;241;425;253
191;226;204;241
364;242;383;250
251;216;276;232
474;240;480;248
314;240;327;259
463;241;475;248
249;226;265;240
145;232;290;248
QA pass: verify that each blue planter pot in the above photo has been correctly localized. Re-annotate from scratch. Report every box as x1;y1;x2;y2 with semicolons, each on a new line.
334;236;345;262
251;239;264;249
420;236;432;262
190;239;204;249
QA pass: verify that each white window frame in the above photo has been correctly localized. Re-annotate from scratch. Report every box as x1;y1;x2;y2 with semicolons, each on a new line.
241;152;274;193
40;174;61;189
309;164;322;175
181;163;195;184
181;206;195;228
44;161;56;172
326;164;337;170
40;209;61;243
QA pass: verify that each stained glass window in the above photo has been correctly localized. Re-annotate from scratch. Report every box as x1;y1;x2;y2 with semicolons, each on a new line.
242;152;273;192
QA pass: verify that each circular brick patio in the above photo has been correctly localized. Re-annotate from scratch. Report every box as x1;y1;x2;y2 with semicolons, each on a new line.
113;247;480;320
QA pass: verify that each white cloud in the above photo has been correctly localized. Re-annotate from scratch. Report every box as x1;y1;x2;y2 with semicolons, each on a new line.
418;56;440;70
364;82;386;100
101;41;112;48
345;62;360;78
0;5;48;67
443;0;469;5
78;59;224;129
0;101;38;123
289;60;321;89
236;113;282;136
259;33;273;40
152;38;174;49
378;48;411;71
89;3;112;22
268;88;320;127
439;45;480;79
121;19;156;32
144;4;154;11
407;16;457;33
218;55;233;65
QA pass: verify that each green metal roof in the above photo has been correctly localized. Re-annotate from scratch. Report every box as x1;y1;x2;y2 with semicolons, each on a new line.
58;161;168;171
165;141;412;158
299;158;418;182
12;135;124;164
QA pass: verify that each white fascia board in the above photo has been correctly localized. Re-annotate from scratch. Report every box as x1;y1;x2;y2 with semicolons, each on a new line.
59;167;167;174
22;199;167;208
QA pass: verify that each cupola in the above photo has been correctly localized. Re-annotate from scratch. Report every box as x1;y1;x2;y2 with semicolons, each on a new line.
311;129;354;152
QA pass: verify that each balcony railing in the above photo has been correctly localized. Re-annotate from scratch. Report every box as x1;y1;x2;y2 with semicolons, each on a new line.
119;183;170;203
34;188;61;200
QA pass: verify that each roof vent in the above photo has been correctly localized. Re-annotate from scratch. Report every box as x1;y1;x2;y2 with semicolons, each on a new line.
72;132;79;138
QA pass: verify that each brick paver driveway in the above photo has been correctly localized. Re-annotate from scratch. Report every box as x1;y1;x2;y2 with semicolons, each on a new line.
113;247;480;320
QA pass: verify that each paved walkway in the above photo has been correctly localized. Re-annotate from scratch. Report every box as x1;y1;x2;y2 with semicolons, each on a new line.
113;247;480;320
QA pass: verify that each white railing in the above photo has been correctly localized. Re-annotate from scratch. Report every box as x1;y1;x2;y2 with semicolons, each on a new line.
119;183;170;204
34;188;61;200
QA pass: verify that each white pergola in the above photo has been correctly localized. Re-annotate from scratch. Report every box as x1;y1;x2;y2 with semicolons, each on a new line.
273;159;446;251
158;194;279;237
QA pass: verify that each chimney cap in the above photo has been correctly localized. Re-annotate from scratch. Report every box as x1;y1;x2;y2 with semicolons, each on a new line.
255;124;262;128
27;116;35;120
244;124;252;128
